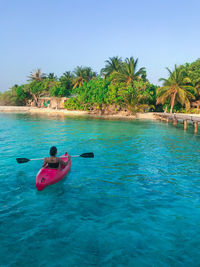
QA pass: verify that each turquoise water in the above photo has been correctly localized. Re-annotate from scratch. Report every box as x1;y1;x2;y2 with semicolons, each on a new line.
1;113;200;266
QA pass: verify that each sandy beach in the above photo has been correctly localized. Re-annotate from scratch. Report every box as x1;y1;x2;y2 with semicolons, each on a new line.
1;106;200;122
0;106;157;120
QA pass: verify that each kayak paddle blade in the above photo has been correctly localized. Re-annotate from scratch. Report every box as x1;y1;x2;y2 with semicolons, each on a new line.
80;152;94;158
16;158;30;164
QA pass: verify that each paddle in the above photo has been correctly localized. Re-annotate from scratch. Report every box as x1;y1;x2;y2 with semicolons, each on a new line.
16;152;94;164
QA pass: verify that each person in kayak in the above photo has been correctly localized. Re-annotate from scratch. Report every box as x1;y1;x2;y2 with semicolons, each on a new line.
42;146;70;169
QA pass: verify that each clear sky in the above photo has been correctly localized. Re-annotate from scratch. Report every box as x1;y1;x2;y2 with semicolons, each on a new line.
0;0;200;91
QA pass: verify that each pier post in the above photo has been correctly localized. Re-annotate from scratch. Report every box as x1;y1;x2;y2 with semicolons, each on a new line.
173;118;177;126
155;114;200;135
194;122;198;134
184;120;187;130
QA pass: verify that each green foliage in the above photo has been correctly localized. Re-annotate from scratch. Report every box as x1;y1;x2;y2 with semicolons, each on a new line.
180;59;200;86
48;73;57;80
15;85;28;102
101;56;123;78
157;65;196;113
145;83;158;106
64;78;157;113
28;81;44;96
73;66;97;88
171;102;182;113
2;57;199;113
0;85;30;105
111;57;146;88
0;91;13;105
179;59;200;100
50;82;72;97
107;82;126;104
27;79;72;99
64;96;86;110
116;81;155;112
59;71;74;91
65;78;110;110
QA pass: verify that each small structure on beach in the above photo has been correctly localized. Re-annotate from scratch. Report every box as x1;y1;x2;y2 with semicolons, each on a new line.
27;97;69;109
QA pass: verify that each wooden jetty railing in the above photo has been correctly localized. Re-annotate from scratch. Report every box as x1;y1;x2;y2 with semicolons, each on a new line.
154;113;200;134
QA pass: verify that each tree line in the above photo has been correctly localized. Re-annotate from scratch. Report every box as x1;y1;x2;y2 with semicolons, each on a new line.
0;57;200;113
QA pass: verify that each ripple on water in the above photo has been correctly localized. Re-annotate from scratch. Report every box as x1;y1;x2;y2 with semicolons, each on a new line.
1;114;200;266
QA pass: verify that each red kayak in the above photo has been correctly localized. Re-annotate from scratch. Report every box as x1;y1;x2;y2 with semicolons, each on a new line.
36;152;71;191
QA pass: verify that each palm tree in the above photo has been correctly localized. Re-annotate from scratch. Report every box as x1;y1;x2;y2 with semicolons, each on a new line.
48;73;57;80
100;56;122;78
28;69;46;81
195;78;200;92
112;57;146;87
157;65;196;113
73;66;97;88
59;71;74;90
62;71;74;80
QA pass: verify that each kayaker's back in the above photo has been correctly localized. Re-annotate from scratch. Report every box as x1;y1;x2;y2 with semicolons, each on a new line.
47;161;60;169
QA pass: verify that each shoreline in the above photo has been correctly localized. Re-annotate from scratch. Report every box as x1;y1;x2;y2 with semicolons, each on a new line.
2;106;200;121
0;106;157;120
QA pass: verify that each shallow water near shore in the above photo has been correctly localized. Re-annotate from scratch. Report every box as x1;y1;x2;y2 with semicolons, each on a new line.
1;113;200;266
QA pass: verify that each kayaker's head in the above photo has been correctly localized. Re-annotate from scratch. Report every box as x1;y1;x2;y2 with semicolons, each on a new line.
50;146;57;156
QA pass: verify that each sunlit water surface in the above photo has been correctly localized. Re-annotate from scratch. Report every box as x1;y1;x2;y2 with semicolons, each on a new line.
0;113;200;266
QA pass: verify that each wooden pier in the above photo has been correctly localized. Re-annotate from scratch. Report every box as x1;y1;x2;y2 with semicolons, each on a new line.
155;113;200;134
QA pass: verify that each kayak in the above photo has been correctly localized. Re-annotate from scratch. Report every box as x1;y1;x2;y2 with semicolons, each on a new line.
36;152;71;191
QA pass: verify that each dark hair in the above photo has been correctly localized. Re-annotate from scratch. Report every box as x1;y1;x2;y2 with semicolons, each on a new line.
50;146;57;156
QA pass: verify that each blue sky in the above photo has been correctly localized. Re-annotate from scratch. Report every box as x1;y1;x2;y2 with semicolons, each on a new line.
0;0;200;91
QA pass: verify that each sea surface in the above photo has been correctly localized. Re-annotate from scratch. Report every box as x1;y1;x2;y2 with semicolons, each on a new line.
0;113;200;267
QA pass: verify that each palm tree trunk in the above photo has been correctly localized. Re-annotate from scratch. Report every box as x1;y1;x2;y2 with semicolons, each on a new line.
31;93;38;107
170;92;176;113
